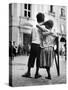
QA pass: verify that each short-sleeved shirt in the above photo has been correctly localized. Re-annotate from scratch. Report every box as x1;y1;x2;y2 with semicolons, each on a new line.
31;24;45;44
32;27;41;44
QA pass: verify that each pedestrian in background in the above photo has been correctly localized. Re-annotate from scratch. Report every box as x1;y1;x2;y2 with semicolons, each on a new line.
13;41;16;56
9;41;14;62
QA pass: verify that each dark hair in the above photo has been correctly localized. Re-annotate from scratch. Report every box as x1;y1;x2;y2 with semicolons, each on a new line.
36;13;45;23
42;20;53;29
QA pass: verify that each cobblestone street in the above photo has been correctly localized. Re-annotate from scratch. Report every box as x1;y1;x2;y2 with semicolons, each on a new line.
11;55;66;87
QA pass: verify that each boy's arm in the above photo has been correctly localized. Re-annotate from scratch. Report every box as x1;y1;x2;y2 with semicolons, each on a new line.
36;25;47;32
36;25;58;37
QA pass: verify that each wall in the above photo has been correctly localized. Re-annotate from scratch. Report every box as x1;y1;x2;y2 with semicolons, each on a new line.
9;3;66;47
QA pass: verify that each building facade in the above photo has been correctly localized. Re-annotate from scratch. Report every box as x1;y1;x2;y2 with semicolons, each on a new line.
9;3;66;52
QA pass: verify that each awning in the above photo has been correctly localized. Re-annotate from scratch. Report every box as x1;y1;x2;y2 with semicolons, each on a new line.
20;23;33;30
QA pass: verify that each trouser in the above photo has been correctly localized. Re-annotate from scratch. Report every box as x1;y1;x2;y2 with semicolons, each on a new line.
28;43;41;68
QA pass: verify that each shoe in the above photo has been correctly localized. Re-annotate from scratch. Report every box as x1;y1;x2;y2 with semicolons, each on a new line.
35;74;41;79
45;76;51;80
22;72;31;78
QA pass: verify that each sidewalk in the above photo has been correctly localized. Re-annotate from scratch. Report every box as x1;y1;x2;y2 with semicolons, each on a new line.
11;55;66;87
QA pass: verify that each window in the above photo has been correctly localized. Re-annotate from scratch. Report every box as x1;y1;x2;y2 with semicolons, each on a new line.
49;5;55;17
24;4;31;18
24;4;27;9
61;8;65;17
24;11;27;17
60;24;65;34
28;4;31;10
28;12;30;17
50;5;53;13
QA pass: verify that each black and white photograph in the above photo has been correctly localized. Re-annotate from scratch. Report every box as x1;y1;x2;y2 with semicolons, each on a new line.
9;3;67;87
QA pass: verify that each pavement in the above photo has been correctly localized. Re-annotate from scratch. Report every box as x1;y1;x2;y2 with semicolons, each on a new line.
10;55;66;87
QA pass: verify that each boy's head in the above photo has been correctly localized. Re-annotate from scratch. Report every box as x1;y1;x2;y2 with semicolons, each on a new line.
36;13;45;23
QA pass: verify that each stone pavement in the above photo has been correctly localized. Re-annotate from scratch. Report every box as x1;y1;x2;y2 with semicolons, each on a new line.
11;55;66;87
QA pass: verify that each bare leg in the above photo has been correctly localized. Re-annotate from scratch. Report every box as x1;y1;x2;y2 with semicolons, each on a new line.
45;67;51;79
